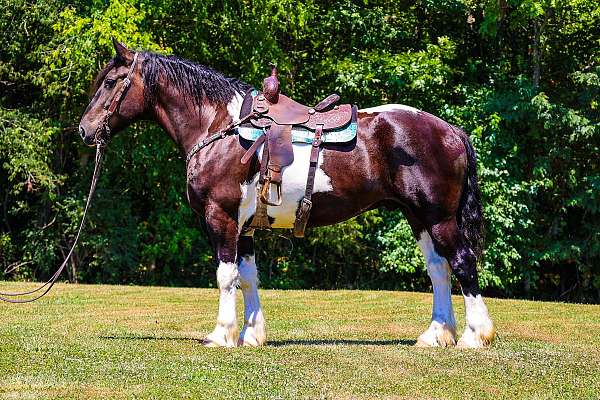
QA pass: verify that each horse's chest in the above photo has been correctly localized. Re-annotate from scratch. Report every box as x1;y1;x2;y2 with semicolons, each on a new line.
238;143;333;230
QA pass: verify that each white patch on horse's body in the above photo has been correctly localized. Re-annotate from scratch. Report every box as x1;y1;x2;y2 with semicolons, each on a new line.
204;261;239;347
226;92;244;120
359;104;420;115
238;143;333;230
458;293;495;348
238;255;266;346
238;177;257;232
415;231;457;347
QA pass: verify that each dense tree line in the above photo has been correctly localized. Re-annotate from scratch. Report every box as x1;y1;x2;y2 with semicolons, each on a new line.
1;0;598;301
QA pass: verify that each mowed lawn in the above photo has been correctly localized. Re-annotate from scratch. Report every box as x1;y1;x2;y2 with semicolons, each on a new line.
0;283;599;399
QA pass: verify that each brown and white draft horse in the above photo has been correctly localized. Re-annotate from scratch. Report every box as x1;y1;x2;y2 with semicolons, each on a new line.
79;41;495;348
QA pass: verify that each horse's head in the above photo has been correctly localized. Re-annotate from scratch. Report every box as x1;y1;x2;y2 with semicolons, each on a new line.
79;39;145;146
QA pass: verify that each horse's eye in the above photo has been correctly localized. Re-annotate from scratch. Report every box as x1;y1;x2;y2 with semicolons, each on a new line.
104;79;117;89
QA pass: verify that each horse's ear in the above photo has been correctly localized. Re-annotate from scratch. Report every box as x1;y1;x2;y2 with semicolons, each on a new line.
112;37;133;63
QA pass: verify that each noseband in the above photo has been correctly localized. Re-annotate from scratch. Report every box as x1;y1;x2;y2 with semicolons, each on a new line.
95;51;139;146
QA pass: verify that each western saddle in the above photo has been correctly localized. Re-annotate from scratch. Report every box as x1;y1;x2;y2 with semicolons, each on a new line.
241;67;355;237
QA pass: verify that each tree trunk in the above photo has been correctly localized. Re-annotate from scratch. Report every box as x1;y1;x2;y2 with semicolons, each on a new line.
71;253;78;284
532;9;551;92
533;20;541;91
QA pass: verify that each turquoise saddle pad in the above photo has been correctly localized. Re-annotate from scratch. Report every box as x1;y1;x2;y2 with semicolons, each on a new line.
238;90;357;144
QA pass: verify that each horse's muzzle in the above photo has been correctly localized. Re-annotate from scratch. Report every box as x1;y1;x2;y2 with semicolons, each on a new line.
79;126;96;146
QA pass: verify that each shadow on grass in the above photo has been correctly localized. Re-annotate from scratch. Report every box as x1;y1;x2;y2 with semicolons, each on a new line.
269;339;416;347
100;335;202;342
100;335;416;346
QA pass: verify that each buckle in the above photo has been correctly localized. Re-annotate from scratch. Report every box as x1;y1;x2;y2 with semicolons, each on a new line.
300;197;312;210
260;178;283;206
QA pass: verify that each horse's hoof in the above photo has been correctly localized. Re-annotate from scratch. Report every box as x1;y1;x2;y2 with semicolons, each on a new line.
203;326;238;348
456;323;496;349
238;324;266;347
415;322;456;348
202;337;237;348
202;338;223;347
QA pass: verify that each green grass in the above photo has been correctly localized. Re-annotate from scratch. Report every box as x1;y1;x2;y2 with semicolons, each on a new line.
0;283;599;399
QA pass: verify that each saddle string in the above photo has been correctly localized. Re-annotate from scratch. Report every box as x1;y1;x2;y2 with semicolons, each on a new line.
0;143;105;303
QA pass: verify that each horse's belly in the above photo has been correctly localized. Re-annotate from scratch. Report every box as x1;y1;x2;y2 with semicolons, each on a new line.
238;143;333;230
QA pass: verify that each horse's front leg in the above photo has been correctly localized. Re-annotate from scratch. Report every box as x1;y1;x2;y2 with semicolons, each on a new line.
203;204;240;348
237;234;266;346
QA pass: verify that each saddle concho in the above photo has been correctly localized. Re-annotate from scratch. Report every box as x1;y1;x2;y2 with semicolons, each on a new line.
238;68;358;237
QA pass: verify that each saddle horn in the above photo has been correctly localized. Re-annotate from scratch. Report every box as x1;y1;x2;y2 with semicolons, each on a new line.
263;65;280;104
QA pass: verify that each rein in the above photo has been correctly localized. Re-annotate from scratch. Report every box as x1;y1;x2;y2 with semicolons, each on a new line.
0;53;139;303
0;144;104;303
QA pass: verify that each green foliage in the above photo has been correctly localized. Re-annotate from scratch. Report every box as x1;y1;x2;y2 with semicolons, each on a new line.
0;0;598;301
0;108;62;196
34;0;164;113
333;37;457;108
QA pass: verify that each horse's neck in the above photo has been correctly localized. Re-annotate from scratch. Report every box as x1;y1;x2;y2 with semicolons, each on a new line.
152;85;244;155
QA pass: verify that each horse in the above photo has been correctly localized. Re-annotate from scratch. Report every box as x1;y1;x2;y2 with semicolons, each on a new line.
78;40;495;348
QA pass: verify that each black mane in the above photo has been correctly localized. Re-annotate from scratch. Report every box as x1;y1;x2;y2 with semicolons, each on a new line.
141;52;251;109
92;51;251;107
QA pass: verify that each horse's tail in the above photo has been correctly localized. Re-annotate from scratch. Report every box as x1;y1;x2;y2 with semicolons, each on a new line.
457;131;485;262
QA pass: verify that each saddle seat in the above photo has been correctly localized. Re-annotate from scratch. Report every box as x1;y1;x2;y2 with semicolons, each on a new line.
252;92;352;130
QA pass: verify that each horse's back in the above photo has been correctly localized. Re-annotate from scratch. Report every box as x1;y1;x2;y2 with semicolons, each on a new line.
357;104;467;168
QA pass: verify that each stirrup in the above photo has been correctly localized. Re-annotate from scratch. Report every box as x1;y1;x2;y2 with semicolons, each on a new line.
260;177;283;206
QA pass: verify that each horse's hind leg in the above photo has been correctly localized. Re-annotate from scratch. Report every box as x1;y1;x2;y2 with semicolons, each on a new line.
415;229;457;347
429;219;495;348
237;233;266;346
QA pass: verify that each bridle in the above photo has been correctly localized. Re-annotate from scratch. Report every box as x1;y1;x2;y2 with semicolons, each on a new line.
95;51;139;146
0;53;139;303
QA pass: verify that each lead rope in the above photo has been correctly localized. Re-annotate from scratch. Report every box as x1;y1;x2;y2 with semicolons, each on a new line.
0;52;138;303
0;142;105;303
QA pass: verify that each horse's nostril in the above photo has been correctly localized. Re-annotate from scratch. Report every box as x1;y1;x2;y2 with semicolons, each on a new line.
79;126;86;139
